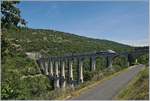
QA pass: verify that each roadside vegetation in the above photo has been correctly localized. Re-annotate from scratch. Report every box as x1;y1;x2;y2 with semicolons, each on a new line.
115;67;149;100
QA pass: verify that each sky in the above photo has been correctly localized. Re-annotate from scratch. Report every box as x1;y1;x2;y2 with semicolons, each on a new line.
17;1;149;46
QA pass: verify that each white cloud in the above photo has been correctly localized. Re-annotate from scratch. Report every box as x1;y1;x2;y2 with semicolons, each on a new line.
120;39;149;46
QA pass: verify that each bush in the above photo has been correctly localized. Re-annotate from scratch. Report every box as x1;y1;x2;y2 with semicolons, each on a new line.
83;71;95;81
137;54;149;65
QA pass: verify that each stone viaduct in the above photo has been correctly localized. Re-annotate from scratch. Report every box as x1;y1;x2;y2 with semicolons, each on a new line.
36;47;148;89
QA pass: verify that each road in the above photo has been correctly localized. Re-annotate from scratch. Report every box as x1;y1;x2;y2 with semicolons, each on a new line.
71;64;144;100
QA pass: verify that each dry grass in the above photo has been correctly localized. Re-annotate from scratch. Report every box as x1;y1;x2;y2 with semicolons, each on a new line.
115;67;149;100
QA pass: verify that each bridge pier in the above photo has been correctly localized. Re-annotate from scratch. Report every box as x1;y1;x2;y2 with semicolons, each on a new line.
77;58;83;84
127;61;130;67
69;60;74;87
54;60;60;89
45;60;49;75
48;59;53;76
60;60;66;88
135;59;138;64
127;59;132;66
106;56;112;68
90;56;96;71
39;60;45;74
128;54;134;66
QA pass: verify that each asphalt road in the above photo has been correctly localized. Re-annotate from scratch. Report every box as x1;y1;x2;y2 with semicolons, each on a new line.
71;64;144;100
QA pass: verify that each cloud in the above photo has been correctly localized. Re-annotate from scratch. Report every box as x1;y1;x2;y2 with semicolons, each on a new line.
120;39;149;46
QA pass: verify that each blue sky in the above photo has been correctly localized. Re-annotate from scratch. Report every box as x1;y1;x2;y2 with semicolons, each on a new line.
18;1;149;46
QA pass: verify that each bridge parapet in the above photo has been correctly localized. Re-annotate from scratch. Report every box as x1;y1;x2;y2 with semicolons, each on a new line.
38;51;118;61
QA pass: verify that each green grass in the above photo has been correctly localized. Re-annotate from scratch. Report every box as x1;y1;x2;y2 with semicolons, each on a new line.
115;67;149;100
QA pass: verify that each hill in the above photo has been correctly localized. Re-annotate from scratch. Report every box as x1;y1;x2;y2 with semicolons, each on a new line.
1;27;133;100
3;27;133;55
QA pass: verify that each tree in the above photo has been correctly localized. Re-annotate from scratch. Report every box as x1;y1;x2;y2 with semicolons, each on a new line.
1;1;27;60
1;1;27;28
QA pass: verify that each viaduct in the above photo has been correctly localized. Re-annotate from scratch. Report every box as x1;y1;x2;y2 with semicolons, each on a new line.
36;47;149;89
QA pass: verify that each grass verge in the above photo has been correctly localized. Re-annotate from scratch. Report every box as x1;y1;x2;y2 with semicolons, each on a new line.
114;67;149;100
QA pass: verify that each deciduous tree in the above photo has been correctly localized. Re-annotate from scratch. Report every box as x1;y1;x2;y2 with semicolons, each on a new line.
1;1;26;28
